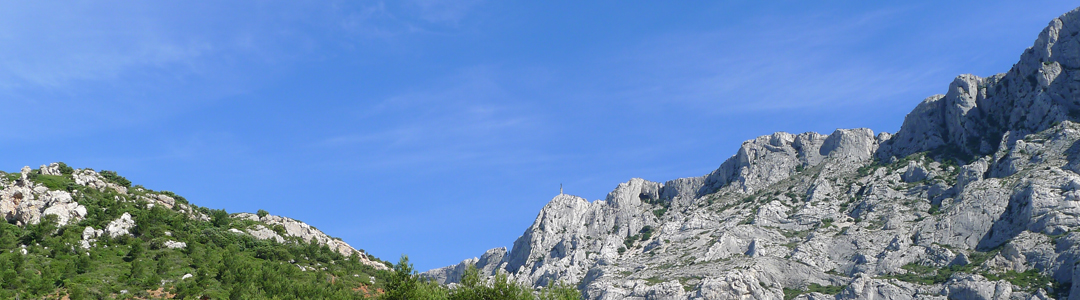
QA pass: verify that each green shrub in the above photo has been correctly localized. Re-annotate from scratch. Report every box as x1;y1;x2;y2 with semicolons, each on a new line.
653;208;667;218
210;209;230;228
640;226;655;241
785;192;799;201
928;204;942;215
272;224;287;236
820;218;834;228
56;162;74;175
449;265;533;300
624;235;639;248
539;280;581;300
99;170;131;188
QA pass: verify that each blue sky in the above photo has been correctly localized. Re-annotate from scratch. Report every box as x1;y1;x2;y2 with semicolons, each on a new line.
1;1;1076;271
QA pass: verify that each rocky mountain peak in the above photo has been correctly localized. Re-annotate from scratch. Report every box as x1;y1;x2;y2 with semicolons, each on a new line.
879;7;1080;162
427;6;1080;300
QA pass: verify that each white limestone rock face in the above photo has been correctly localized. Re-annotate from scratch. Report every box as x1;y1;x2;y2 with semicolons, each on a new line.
245;224;285;243
692;270;783;300
163;240;187;249
426;8;1080;299
80;226;103;249
105;213;135;238
72;169;127;194
138;193;176;209
943;274;1014;300
39;163;62;176
422;247;507;284
880;8;1080;161
837;275;920;300
0;166;87;226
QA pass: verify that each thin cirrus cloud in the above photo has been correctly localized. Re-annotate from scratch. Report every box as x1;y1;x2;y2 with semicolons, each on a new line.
0;1;487;140
0;0;482;92
0;9;201;91
589;6;942;114
315;66;547;171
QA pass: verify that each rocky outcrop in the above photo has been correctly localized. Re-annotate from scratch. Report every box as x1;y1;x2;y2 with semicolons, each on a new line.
428;7;1080;300
72;168;127;195
0;164;202;227
105;212;135;238
163;240;187;249
232;212;389;270
423;247;508;284
0;166;87;226
879;7;1080;161
80;226;103;249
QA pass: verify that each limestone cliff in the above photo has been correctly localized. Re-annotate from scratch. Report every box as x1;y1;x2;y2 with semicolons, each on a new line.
426;6;1080;300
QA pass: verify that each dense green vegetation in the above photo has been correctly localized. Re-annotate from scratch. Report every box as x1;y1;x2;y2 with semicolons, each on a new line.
0;167;389;299
0;165;586;299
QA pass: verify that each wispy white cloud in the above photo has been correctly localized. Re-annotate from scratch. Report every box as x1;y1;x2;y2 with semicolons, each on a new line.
587;5;958;113
0;1;487;93
0;1;490;140
335;0;485;38
408;0;484;25
0;3;211;90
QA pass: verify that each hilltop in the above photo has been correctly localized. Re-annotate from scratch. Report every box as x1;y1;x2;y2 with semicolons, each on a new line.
0;162;391;299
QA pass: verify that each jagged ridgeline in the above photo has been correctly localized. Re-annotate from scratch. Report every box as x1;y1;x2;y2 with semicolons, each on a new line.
0;163;393;299
425;6;1080;300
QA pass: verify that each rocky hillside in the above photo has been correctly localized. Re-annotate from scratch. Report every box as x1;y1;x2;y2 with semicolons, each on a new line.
0;162;390;299
425;6;1080;300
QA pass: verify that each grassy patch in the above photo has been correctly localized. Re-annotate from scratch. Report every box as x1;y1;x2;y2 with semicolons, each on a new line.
784;283;845;300
31;174;76;192
983;269;1058;292
856;161;882;177
820;218;834;228
3;172;20;182
807;283;844;295
884;249;1000;285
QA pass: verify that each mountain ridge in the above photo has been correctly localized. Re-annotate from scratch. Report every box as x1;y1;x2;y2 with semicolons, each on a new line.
425;6;1080;300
